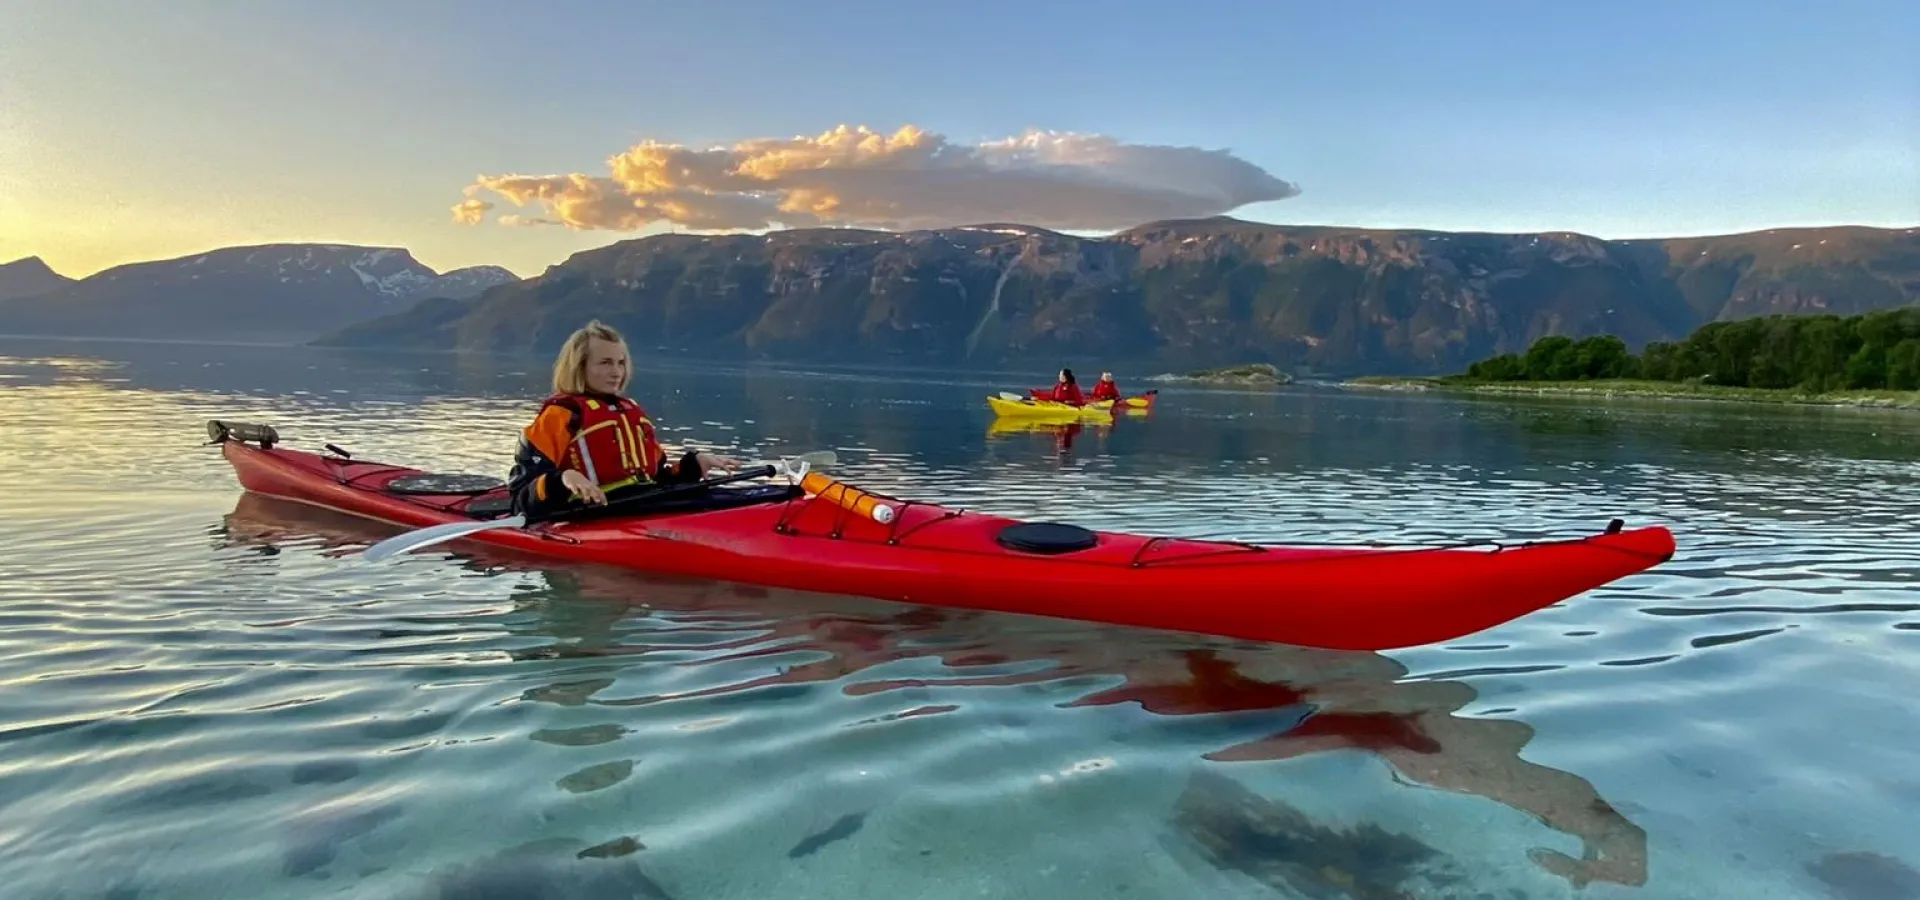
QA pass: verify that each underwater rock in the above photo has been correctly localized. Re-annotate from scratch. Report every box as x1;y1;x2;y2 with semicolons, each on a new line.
521;678;617;706
530;724;630;747
360;711;454;741
291;759;361;785
418;839;675;900
281;799;403;877
555;759;634;794
788;812;867;859
1807;851;1920;900
1170;768;1461;900
579;835;646;859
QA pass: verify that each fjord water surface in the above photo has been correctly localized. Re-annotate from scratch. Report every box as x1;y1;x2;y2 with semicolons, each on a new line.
1;337;1916;899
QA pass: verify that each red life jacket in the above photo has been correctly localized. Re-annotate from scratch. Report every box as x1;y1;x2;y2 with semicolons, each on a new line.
1090;380;1120;401
543;393;664;491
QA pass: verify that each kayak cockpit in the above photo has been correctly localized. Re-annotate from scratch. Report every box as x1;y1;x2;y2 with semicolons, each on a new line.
995;522;1101;555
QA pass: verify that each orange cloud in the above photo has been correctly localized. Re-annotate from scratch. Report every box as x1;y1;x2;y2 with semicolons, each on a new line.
452;124;1300;233
449;187;492;225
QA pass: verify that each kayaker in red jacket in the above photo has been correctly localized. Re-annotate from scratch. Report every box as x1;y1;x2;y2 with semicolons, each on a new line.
507;320;741;514
1047;368;1085;405
1090;372;1121;402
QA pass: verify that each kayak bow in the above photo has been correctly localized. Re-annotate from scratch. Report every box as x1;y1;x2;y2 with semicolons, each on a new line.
207;419;1676;651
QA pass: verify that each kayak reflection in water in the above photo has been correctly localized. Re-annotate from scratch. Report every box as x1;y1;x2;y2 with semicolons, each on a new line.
1055;422;1082;454
496;568;1647;891
212;497;1648;892
505;320;742;516
985;419;1112;463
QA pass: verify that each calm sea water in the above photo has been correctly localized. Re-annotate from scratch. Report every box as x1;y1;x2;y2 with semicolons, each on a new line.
2;336;1918;900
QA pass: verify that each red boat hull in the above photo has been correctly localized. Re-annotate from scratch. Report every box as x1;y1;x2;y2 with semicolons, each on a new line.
214;435;1675;651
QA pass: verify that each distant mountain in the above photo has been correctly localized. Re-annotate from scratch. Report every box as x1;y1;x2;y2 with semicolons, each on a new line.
1619;226;1920;321
315;218;1920;376
0;244;518;343
0;257;74;302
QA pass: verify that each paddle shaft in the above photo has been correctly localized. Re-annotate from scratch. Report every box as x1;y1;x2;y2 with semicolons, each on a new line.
362;462;791;562
527;463;778;525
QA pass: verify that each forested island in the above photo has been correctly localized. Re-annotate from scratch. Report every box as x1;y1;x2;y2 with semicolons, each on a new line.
1352;309;1920;408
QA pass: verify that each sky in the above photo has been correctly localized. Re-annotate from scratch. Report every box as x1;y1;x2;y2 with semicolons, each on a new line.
1;0;1914;279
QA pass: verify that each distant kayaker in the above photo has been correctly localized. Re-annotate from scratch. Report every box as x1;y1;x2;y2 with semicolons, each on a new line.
1090;371;1121;402
506;320;742;512
1047;368;1085;405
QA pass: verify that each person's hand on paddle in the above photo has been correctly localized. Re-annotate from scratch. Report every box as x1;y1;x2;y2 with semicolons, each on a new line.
561;468;607;505
693;450;743;474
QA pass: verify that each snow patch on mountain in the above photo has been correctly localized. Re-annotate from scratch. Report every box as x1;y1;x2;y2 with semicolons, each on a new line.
116;245;515;302
347;249;442;299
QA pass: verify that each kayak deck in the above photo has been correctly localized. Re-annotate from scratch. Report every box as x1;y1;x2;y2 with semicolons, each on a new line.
211;421;1676;651
987;395;1118;420
1027;388;1156;409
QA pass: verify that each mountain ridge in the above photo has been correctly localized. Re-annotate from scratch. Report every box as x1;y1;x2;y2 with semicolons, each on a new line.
0;244;518;344
0;256;76;302
317;217;1920;376
6;217;1915;374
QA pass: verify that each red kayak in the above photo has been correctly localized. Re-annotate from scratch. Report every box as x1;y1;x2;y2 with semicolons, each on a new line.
207;419;1675;651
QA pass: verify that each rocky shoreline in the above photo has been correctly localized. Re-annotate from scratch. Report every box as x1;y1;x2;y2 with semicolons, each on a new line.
1343;376;1920;410
1146;363;1294;387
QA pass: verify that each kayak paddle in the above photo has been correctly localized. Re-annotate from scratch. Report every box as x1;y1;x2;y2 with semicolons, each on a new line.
361;450;833;563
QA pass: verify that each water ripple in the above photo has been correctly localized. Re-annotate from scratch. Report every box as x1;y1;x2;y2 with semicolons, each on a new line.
1;340;1918;898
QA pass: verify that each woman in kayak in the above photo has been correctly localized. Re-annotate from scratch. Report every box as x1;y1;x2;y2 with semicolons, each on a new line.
1046;368;1085;405
1090;371;1121;403
507;320;741;513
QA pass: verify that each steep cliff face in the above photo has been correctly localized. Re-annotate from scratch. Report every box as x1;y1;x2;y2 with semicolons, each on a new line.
1624;226;1920;322
1103;218;1701;373
315;219;1920;375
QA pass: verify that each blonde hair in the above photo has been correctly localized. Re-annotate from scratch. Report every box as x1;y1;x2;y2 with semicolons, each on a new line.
551;319;627;395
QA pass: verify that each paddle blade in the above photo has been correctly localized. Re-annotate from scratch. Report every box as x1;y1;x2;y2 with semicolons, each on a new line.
998;391;1029;401
363;515;525;562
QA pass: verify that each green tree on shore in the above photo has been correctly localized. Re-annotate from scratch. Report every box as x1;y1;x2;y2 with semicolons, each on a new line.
1461;309;1920;391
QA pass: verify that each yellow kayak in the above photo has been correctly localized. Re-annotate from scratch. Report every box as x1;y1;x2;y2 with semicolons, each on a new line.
1025;388;1158;411
986;394;1116;420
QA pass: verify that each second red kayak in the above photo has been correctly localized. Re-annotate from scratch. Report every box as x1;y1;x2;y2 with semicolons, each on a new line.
208;419;1675;651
